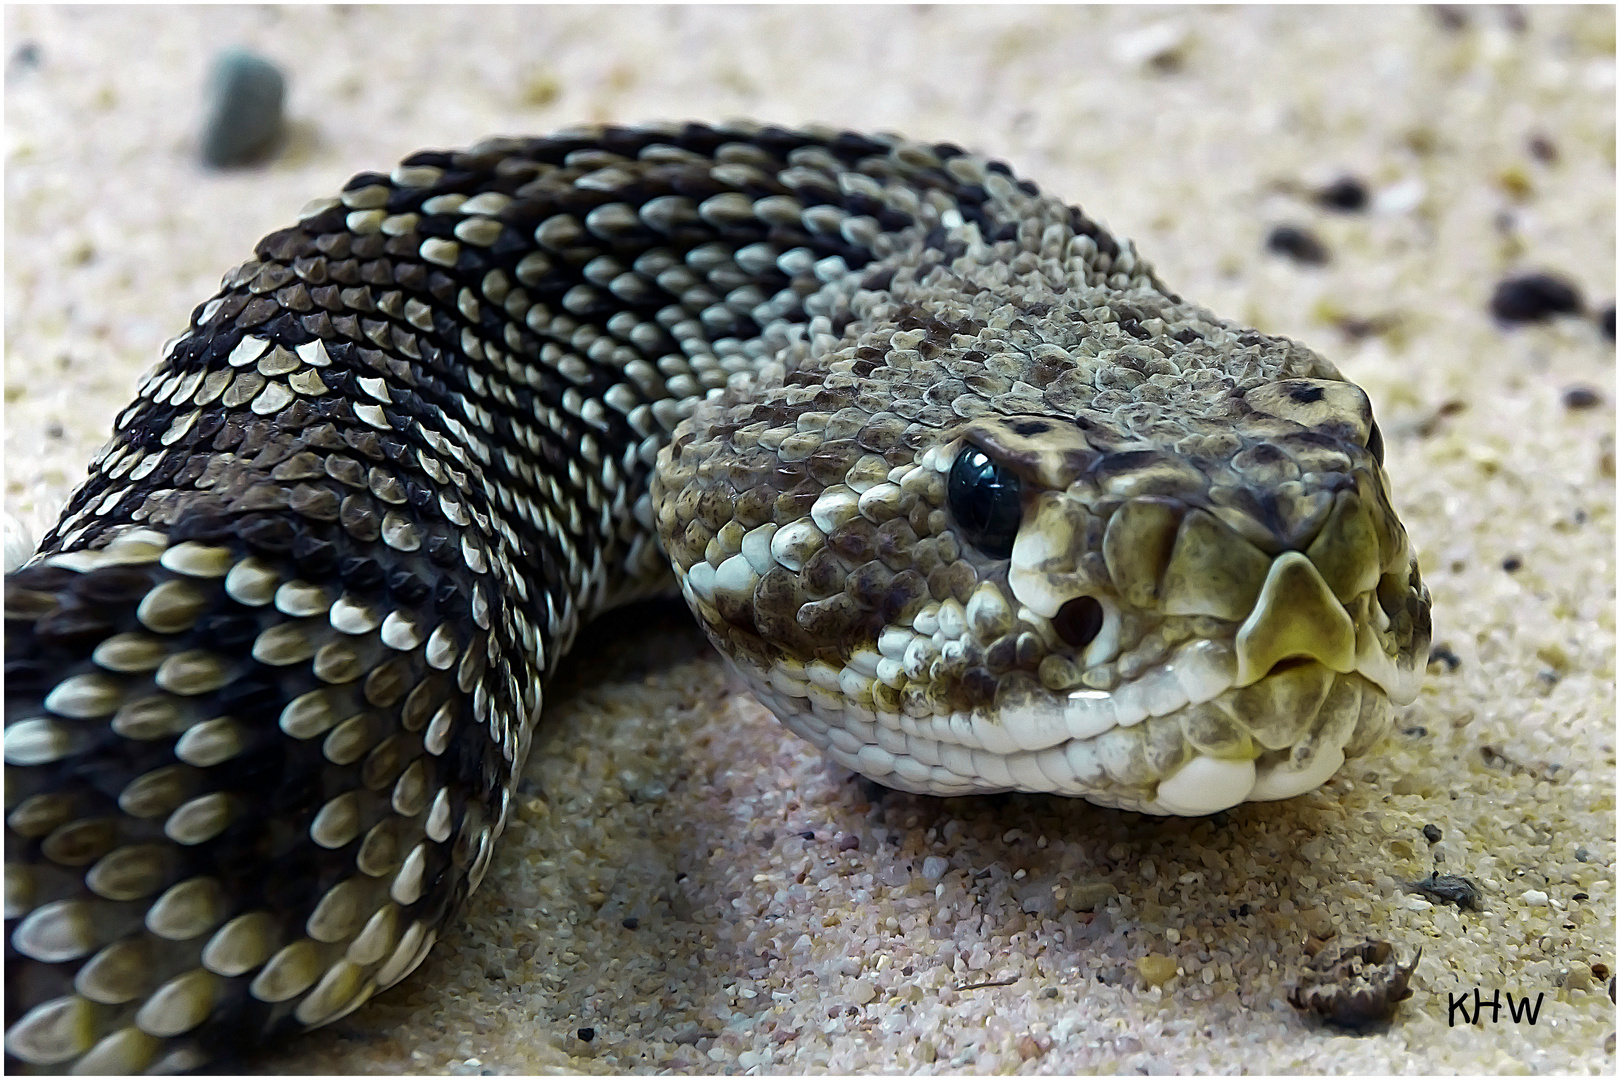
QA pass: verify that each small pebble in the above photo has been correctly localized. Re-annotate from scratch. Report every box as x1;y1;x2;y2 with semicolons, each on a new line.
1067;881;1119;912
1497;164;1534;200
1576;847;1591;862
836;832;859;852
1433;5;1469;30
1314;176;1369;212
1137;955;1178;987
1374;177;1426;214
621;917;639;930
1265;225;1330;266
1563;386;1603;410
200;49;286;167
1422;824;1442;844
1490;272;1584;323
850;979;876;1005
920;855;949;881
1298;906;1334;938
1501;555;1522;572
1522;889;1549;907
7;40;41;76
1527;132;1559;163
577;1027;595;1042
1600;302;1616;341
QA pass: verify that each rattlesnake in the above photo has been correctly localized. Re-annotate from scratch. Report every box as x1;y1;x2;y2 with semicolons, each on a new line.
3;121;1431;1072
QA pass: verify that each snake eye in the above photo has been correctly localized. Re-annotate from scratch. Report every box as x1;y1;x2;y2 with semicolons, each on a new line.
947;445;1022;559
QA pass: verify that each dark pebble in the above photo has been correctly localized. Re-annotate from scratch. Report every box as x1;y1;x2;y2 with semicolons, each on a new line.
1490;272;1583;323
1314;176;1368;212
1265;225;1330;266
1433;5;1469;30
1575;847;1590;862
577;1027;595;1042
1405;872;1482;910
1527;133;1559;164
1563;385;1602;410
1422;824;1442;844
837;832;860;852
1428;644;1461;671
1600;302;1615;341
621;917;639;930
1573;892;1589;902
800;830;816;840
201;49;287;168
1593;962;1610;980
1501;555;1522;572
8;41;40;74
1402;725;1428;737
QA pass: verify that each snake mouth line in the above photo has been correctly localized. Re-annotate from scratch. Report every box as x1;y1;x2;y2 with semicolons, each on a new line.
750;621;1413;810
740;558;1425;813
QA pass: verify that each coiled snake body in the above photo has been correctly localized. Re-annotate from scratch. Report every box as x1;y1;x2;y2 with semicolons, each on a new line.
4;122;1430;1072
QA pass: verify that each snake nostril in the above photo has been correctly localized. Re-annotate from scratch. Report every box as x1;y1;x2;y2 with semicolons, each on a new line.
1266;655;1315;677
1052;596;1104;649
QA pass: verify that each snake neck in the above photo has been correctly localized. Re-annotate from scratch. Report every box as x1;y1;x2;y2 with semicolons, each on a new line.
45;122;1127;659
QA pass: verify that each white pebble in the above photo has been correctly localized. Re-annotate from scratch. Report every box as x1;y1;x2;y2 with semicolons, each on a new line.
921;855;949;881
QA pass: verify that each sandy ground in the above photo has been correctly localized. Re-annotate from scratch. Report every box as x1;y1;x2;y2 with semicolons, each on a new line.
4;5;1615;1074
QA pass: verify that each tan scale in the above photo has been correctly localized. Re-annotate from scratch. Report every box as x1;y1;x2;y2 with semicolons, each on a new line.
5;122;1429;1071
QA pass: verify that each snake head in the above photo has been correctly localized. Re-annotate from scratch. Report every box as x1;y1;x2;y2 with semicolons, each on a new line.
955;376;1431;813
653;267;1430;815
